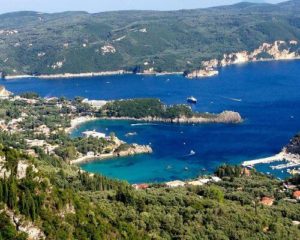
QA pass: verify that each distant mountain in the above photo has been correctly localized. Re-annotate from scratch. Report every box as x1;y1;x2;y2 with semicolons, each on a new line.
0;0;300;75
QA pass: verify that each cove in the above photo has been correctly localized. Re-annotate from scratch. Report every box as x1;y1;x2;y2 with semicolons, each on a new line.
2;60;300;183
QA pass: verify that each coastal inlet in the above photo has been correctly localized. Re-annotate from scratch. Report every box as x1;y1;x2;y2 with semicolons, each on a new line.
2;60;300;182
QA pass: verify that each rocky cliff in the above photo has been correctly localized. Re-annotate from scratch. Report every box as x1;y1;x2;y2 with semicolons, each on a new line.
116;144;153;157
286;133;300;155
0;85;12;97
188;40;300;79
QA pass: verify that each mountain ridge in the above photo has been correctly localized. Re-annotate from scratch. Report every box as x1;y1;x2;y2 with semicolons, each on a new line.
1;0;300;75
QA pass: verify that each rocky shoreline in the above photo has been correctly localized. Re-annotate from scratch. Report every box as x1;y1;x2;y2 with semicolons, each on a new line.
187;40;300;79
101;111;243;124
4;40;300;80
70;144;153;165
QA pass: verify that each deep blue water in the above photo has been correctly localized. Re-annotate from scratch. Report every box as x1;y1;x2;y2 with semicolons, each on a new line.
2;60;300;183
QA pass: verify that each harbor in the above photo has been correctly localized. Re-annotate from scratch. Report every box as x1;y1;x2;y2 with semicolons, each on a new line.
242;150;300;170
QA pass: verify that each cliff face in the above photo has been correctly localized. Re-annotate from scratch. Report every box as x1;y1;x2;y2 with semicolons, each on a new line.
0;85;12;97
127;111;243;124
221;40;299;66
286;134;300;155
188;40;300;78
116;144;153;157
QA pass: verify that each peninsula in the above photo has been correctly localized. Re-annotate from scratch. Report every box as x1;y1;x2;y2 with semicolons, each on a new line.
0;88;242;167
187;40;300;78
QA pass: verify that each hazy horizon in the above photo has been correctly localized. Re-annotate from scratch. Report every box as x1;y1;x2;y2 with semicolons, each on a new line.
0;0;286;14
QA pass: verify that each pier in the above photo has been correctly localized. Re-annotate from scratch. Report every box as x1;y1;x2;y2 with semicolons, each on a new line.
242;151;300;169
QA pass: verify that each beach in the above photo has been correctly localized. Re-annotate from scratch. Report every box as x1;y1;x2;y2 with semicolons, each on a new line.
65;116;98;134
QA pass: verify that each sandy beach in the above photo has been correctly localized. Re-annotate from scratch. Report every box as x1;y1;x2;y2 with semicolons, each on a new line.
70;153;114;165
65;116;98;134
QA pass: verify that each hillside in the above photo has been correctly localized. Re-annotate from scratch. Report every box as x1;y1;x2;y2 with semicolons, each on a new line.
1;140;300;239
0;93;299;239
286;133;300;155
1;0;300;75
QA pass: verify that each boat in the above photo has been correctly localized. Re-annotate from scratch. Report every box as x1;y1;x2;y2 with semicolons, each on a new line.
125;132;137;137
187;96;197;104
189;150;196;155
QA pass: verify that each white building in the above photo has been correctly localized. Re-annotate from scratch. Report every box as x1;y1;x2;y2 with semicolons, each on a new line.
82;99;107;109
187;180;204;186
165;180;185;188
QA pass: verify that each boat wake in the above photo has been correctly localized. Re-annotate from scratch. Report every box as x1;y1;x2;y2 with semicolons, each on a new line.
221;96;242;102
182;150;196;158
131;123;158;126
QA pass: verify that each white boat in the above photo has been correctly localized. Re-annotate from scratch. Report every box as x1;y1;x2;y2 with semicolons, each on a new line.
190;150;196;155
187;96;197;104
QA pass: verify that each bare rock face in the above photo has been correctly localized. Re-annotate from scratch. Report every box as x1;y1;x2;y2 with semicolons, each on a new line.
0;159;38;180
186;69;219;78
286;134;300;155
116;144;153;157
3;208;46;240
0;85;12;97
187;40;300;79
215;111;243;123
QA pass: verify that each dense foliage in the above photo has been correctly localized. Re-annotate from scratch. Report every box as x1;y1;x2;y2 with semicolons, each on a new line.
102;98;194;119
1;1;300;74
0;139;300;239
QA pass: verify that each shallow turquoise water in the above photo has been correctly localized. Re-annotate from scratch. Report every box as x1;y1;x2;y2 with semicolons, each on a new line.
2;60;300;183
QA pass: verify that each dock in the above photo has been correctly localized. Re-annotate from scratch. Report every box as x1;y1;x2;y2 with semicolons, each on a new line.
242;151;300;169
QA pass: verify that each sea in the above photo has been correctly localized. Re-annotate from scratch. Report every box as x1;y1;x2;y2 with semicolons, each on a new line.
1;60;300;183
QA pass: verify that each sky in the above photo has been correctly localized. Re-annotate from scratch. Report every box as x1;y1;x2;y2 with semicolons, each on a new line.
0;0;286;14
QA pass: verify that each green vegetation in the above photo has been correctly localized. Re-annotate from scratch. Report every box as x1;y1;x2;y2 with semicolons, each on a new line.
0;93;299;238
1;1;300;75
102;98;194;119
0;140;300;239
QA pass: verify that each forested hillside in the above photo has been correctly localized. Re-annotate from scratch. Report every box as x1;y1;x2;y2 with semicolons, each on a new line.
1;0;300;75
1;140;300;239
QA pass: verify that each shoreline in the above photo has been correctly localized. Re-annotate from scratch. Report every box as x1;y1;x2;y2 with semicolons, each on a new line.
70;153;114;165
187;57;300;79
99;112;242;124
70;145;153;165
65;116;98;134
67;111;243;134
4;57;300;81
242;150;300;169
4;70;184;80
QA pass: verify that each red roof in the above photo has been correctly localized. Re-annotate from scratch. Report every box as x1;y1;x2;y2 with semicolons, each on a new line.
260;197;274;206
133;184;149;190
293;191;300;199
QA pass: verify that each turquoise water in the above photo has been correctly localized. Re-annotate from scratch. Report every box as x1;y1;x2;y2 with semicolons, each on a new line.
2;60;300;183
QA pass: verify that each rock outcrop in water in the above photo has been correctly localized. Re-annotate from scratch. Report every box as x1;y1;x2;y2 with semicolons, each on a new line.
116;144;153;157
187;40;300;79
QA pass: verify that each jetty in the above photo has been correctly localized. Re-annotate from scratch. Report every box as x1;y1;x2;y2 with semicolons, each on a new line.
242;151;300;169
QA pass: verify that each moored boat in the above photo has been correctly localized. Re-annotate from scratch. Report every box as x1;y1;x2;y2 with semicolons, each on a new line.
187;96;197;104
